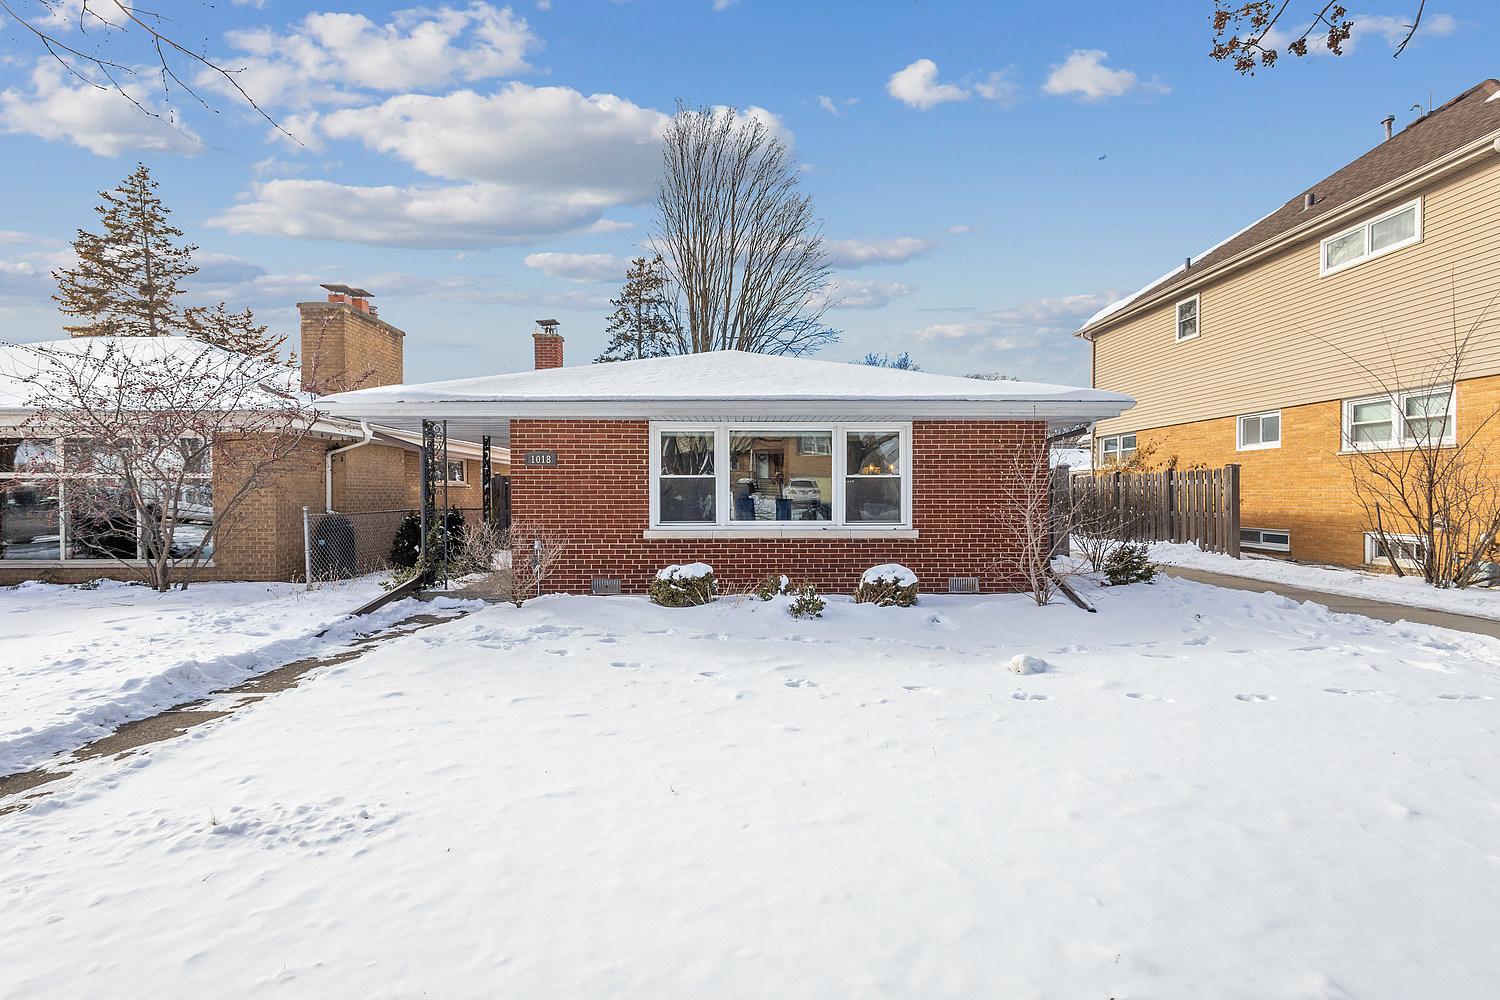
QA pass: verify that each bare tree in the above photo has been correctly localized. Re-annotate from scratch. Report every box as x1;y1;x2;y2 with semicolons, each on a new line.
14;337;324;591
1211;1;1428;74
991;432;1094;608
2;0;284;133
1337;295;1500;588
650;103;838;357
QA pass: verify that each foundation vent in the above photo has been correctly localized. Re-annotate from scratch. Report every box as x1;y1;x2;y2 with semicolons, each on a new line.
948;577;981;594
591;578;622;596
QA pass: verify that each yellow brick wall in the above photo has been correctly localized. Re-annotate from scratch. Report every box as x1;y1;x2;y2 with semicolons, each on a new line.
298;302;405;392
1120;371;1500;566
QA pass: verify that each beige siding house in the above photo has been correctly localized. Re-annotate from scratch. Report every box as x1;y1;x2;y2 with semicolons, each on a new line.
1077;79;1500;567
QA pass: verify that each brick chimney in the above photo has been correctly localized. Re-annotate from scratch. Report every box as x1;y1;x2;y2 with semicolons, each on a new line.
297;283;405;394
533;319;563;370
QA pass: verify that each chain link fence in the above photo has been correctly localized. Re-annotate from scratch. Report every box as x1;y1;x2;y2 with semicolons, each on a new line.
302;507;488;584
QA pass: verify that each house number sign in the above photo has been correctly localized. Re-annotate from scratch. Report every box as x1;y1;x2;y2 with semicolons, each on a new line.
524;451;558;467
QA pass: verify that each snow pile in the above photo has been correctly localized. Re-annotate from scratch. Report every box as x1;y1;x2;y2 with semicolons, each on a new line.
1008;654;1048;674
656;561;714;581
860;563;917;587
3;580;1500;996
0;576;468;774
1149;541;1500;621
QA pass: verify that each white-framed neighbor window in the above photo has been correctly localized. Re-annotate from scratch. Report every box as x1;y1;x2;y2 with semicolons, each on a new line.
1099;433;1137;465
1320;198;1422;276
1175;295;1200;342
1365;531;1427;568
1;435;213;563
1237;410;1282;450
651;423;911;529
444;459;467;483
1342;385;1455;450
1240;527;1290;552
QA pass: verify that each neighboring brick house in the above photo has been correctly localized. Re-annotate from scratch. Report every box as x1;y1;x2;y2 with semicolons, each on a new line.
322;328;1131;595
1077;79;1500;569
0;287;503;583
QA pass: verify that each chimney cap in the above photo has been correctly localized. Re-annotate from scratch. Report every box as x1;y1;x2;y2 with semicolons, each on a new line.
535;318;560;328
321;283;374;297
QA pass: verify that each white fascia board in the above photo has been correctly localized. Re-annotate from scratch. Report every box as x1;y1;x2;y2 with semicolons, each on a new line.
330;397;1132;424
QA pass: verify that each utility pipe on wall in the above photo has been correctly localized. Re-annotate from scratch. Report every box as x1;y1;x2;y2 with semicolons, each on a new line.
325;420;374;513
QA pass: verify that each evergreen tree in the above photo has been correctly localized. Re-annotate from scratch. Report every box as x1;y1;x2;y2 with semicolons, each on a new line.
595;255;678;363
53;163;198;338
184;302;288;364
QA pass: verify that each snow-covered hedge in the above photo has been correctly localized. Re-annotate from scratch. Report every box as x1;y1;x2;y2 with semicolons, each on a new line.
856;564;918;607
649;563;718;607
754;574;791;601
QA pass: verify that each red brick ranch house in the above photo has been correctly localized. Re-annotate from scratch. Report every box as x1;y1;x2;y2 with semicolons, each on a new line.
322;332;1133;595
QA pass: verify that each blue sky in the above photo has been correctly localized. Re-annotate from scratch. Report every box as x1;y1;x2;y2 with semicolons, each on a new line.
0;1;1495;384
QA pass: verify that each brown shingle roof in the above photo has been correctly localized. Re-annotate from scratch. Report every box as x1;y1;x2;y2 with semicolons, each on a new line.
1080;79;1500;335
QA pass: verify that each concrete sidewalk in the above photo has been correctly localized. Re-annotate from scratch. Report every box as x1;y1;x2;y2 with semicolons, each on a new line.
1160;566;1500;640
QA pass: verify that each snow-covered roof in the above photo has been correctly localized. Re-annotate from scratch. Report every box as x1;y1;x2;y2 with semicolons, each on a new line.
0;336;303;411
319;350;1133;444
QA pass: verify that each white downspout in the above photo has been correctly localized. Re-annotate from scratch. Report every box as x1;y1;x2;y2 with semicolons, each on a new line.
325;420;374;513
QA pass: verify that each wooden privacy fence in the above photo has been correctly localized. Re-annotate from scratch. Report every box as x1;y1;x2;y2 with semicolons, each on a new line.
1062;464;1242;557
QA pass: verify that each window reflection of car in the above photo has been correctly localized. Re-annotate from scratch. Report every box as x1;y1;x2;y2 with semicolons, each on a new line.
783;478;821;506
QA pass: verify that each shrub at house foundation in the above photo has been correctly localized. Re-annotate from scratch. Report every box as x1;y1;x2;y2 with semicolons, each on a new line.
1102;543;1157;586
754;574;790;601
389;509;466;570
856;564;918;607
649;563;717;607
787;580;825;619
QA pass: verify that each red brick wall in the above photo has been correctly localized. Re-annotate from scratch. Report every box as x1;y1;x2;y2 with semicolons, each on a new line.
533;333;564;370
509;418;1044;595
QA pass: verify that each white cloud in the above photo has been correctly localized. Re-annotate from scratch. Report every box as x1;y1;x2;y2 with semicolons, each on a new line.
825;237;936;269
0;62;205;156
973;69;1020;107
0;231;34;245
913;291;1124;345
210;3;538;109
817;95;858;116
828;280;914;310
947;224;973;235
1260;12;1456;54
308;84;668;202
1042;50;1168;101
887;59;970;110
211;178;619;249
523;252;628;282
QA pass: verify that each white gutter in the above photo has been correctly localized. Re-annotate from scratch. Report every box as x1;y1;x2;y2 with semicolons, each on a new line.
325;419;374;513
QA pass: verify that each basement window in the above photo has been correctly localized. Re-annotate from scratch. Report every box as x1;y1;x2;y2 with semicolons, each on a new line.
1365;532;1427;569
1320;198;1422;276
1240;527;1290;552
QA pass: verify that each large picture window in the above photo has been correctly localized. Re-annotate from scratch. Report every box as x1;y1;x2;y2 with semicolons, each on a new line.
0;435;214;562
651;424;910;530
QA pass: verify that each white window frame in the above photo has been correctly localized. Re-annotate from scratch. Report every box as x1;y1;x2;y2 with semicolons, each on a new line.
1236;410;1282;451
1098;433;1137;465
1240;527;1290;552
648;422;913;532
1175;294;1200;343
1364;531;1426;569
1319;197;1423;277
1342;385;1456;451
444;459;467;483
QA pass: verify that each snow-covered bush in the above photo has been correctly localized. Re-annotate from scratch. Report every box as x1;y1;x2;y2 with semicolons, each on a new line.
787;580;825;619
649;563;717;607
1103;543;1157;586
754;574;790;601
1009;654;1048;674
856;564;918;607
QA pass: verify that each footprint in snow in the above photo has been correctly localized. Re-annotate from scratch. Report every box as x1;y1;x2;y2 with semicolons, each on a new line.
784;678;817;688
1125;692;1174;702
1011;692;1049;701
610;661;641;669
1235;693;1273;702
1181;635;1211;646
1437;693;1490;700
1323;688;1387;696
902;685;935;693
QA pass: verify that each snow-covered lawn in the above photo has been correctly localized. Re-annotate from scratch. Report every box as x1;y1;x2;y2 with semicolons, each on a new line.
1150;540;1500;621
3;578;1500;997
0;577;455;775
